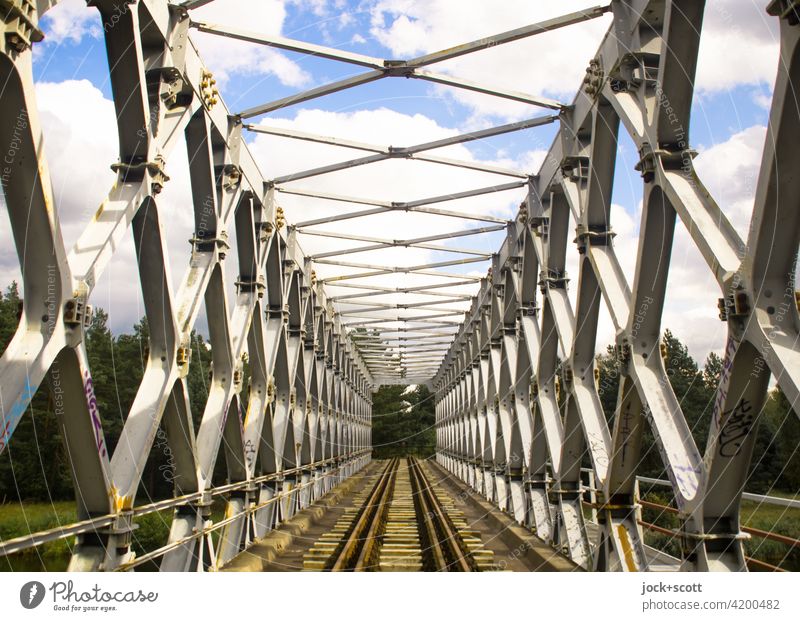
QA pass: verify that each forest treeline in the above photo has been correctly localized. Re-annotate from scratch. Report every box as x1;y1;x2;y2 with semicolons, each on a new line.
1;281;798;502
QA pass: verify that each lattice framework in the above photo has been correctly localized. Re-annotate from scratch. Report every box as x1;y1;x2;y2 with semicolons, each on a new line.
0;0;797;573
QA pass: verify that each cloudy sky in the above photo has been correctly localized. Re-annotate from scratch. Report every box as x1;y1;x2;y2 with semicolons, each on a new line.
0;0;781;371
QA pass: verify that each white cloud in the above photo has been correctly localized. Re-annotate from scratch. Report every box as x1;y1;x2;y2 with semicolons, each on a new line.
1;88;527;335
0;79;200;333
34;80;118;250
247;107;535;321
40;0;101;45
366;0;780;120
0;94;769;363
694;124;766;241
190;0;311;88
696;0;779;92
659;125;768;363
368;0;612;120
38;1;310;90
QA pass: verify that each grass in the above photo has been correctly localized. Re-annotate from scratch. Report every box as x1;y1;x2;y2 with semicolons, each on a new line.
0;500;225;571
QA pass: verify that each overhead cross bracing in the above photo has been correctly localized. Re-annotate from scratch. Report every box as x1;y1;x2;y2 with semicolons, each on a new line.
0;0;798;574
187;4;612;384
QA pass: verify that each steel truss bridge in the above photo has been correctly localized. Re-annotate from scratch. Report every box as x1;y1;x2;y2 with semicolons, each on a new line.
0;0;798;572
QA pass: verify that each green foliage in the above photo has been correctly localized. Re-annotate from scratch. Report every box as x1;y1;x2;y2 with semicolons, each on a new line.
0;500;225;571
0;282;213;503
371;384;436;458
0;501;75;570
593;329;798;493
0;281;20;351
595;343;620;421
0;282;73;501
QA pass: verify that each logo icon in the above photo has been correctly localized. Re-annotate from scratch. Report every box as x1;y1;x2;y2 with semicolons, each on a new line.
20;581;45;609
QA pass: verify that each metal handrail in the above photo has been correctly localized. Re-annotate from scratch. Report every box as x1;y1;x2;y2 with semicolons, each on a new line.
0;450;370;558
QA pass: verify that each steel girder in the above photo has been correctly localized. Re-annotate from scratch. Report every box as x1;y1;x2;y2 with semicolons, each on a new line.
0;0;371;571
434;0;800;572
0;0;797;574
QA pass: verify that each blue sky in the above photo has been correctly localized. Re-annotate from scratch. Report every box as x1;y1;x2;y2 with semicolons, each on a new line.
0;0;782;364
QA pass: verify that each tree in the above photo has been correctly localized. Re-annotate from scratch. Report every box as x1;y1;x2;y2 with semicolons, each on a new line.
0;281;20;355
0;282;73;500
702;351;723;390
595;344;620;422
371;384;436;458
757;386;800;493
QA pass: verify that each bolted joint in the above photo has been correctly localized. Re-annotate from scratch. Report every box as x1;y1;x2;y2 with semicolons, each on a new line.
259;220;274;241
176;344;192;367
519;302;539;319
216;163;242;190
235;274;265;297
635;143;697;183
609;77;628;93
617;52;659;89
574;223;616;252
718;289;751;321
63;296;92;330
99;511;139;552
517;202;529;224
190;229;229;259
582;58;604;97
501;322;516;337
562;365;574;387
111;154;170;194
146;66;193;110
383;60;413;78
615;341;631;366
275;206;286;229
387;145;410;157
539;268;568;293
530;215;550;237
560;155;590;182
1;0;44;54
200;69;219;109
634;143;657;183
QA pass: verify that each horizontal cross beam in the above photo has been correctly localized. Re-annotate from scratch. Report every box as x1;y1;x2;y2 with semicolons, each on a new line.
316;256;487;283
304;225;505;260
209;7;610;118
280;187;511;226
266;116;554;184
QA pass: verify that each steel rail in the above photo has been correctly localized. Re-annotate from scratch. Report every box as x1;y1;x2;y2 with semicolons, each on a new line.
328;458;399;571
408;456;474;571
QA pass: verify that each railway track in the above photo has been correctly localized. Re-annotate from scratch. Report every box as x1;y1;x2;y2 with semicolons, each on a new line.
303;457;496;571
